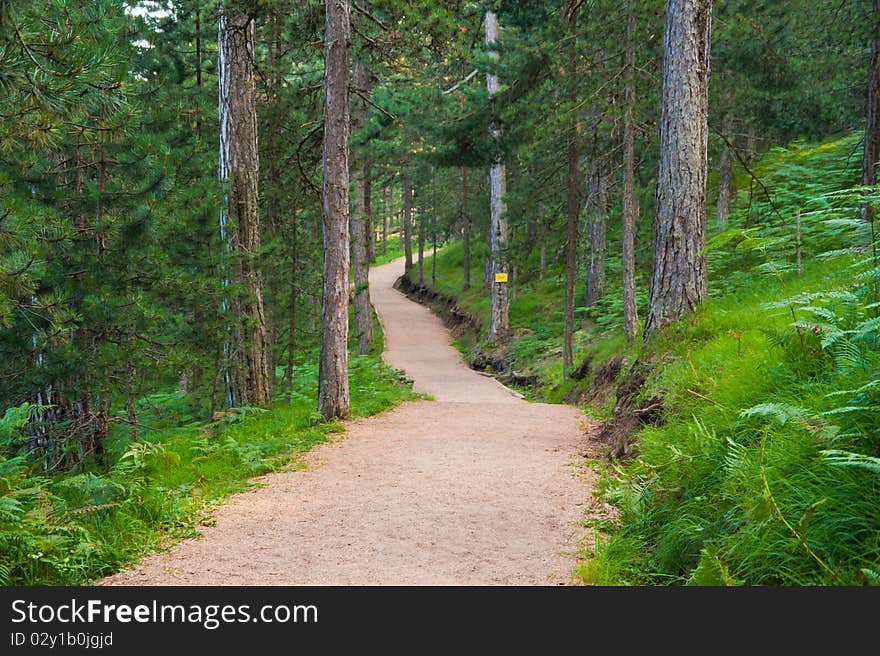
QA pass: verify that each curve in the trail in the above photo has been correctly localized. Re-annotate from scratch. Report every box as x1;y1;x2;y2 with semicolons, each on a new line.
102;257;595;585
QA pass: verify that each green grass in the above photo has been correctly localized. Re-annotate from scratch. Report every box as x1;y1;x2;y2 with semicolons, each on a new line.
0;317;416;585
577;132;880;586
372;233;406;266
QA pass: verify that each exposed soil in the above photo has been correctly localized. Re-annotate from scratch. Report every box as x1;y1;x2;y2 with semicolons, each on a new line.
583;358;665;459
101;257;605;586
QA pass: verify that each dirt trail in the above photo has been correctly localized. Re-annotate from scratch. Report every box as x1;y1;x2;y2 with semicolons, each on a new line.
102;258;598;585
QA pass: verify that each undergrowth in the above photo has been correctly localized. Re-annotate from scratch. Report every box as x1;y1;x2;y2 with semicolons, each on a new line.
418;131;880;585
0;324;416;584
579;132;880;585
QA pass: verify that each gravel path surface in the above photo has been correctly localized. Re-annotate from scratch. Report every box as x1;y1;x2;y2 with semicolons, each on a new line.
102;257;598;585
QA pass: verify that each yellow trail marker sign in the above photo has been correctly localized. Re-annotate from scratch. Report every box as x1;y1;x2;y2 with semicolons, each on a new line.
494;272;508;283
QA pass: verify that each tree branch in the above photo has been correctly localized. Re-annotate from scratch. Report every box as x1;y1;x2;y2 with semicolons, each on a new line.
443;69;479;95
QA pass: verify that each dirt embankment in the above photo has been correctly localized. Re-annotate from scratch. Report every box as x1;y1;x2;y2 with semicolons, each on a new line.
569;355;665;459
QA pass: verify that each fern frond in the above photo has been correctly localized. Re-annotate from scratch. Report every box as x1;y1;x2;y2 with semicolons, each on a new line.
821;450;880;476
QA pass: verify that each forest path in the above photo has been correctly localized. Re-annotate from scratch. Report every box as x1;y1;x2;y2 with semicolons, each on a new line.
102;257;598;585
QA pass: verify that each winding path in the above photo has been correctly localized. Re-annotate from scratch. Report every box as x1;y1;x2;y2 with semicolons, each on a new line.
102;257;596;585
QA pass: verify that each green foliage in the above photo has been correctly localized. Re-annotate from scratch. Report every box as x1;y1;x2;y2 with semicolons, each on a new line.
372;235;407;266
583;134;880;586
0;353;415;585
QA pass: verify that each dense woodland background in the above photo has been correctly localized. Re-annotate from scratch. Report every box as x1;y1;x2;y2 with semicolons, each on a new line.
1;0;878;585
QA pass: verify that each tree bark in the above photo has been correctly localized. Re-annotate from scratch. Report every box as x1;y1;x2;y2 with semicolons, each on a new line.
318;0;351;419
264;11;283;390
644;0;712;339
622;5;639;342
351;60;374;355
586;157;607;306
716;110;733;228
862;0;880;226
563;4;579;376
486;10;509;339
417;200;425;284
284;211;298;402
365;165;375;264
461;166;471;290
539;206;547;280
402;173;413;273
382;185;389;255
219;10;271;407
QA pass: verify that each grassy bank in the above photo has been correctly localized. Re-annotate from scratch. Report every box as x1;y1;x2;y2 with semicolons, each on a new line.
0;317;416;585
372;234;406;266
413;132;880;585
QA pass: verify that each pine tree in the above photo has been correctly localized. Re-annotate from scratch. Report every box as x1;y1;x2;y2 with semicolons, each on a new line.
218;8;271;408
644;0;712;338
318;0;352;419
486;10;510;340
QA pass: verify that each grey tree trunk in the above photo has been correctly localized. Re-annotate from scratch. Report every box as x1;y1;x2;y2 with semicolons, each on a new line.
218;10;271;408
402;173;413;273
461;166;471;290
486;10;509;339
417;201;425;284
351;60;373;355
382;186;389;255
365;164;375;264
563;5;579;375
264;12;282;390
284;210;298;402
644;0;712;338
622;6;639;343
862;0;880;225
539;206;547;280
716;111;733;228
318;0;351;419
585;158;607;307
432;215;437;285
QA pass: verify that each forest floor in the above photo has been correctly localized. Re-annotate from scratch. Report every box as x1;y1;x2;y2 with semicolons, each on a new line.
101;257;605;585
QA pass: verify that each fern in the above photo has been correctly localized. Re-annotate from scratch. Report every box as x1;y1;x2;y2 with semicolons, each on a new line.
821;450;880;476
740;403;810;425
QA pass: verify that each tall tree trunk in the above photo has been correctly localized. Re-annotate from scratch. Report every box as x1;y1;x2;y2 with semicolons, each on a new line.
265;11;282;390
284;212;298;402
862;0;880;226
586;142;607;307
417;197;426;284
318;0;351;419
219;10;271;407
351;60;374;355
402;173;413;273
539;206;547;280
366;165;375;264
382;186;389;255
461;166;471;290
486;10;509;339
563;3;579;375
195;0;203;133
716;110;733;228
644;0;712;338
622;5;639;342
